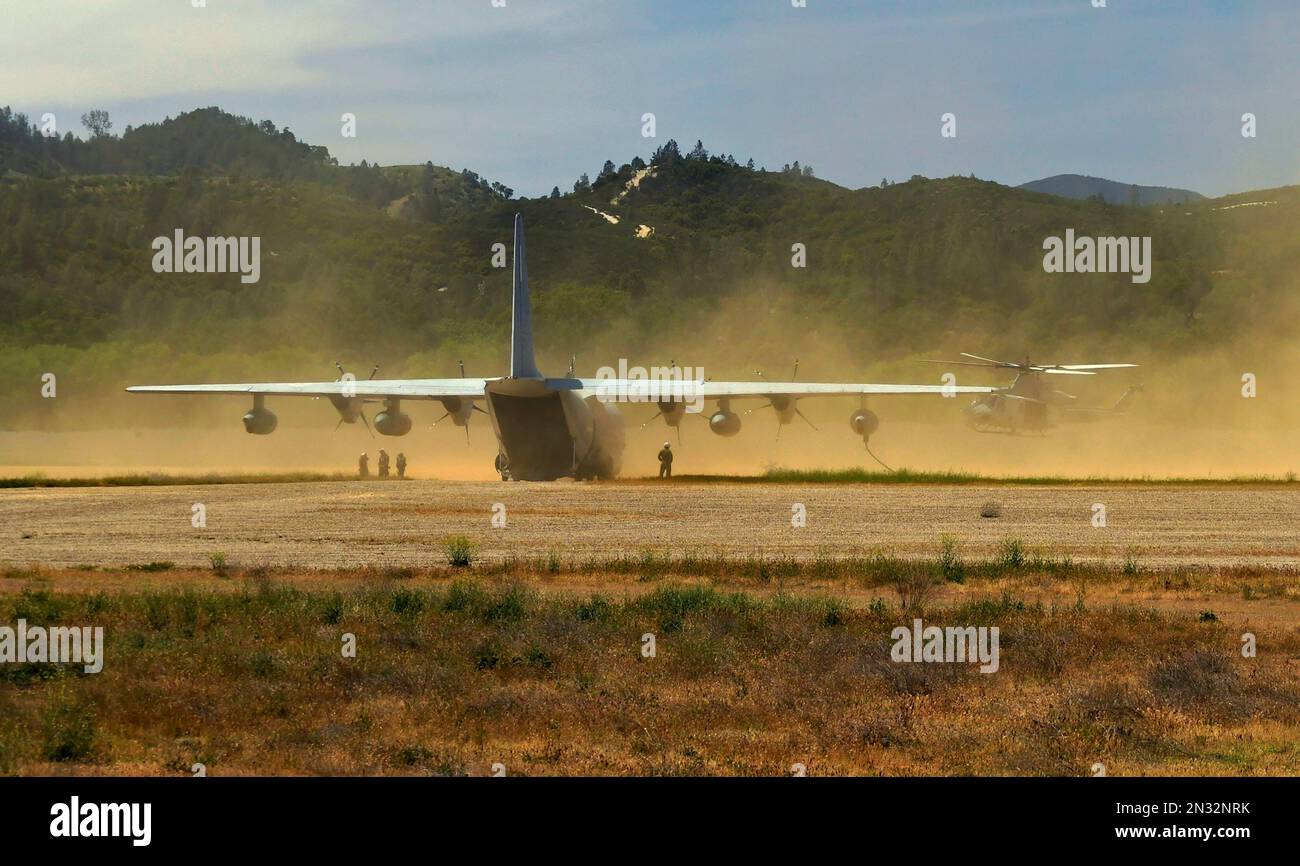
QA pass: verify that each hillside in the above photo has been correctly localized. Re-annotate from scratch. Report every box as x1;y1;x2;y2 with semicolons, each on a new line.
1;107;1297;429
1018;173;1205;206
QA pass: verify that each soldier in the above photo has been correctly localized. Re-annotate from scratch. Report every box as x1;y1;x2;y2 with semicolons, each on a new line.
657;442;673;479
378;449;390;478
358;451;369;478
395;452;407;479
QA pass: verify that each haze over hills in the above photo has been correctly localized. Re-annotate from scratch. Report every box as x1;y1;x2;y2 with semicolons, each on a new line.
1018;174;1205;207
1;106;1297;430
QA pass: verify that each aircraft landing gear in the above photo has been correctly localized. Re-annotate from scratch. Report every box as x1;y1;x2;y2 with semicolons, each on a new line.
494;452;512;481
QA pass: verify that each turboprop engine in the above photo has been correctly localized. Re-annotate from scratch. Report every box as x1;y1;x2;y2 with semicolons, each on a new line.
769;394;797;424
849;407;879;442
242;395;278;435
709;399;742;437
329;394;363;424
438;396;475;427
657;399;687;427
374;398;412;437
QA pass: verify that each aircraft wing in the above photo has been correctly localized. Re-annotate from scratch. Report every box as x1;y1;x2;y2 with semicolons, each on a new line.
576;379;998;400
126;378;492;399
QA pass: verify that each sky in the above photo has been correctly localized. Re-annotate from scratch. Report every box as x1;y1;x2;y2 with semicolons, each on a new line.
4;0;1298;198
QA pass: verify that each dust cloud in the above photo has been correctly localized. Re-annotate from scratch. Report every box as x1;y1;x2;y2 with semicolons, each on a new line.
3;278;1297;481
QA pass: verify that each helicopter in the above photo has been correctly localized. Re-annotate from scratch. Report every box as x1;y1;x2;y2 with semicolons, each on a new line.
925;353;1142;435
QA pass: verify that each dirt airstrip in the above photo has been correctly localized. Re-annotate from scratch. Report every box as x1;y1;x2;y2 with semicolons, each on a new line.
2;480;1298;569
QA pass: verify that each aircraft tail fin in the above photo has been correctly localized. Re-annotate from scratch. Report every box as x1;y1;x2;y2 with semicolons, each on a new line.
510;213;543;379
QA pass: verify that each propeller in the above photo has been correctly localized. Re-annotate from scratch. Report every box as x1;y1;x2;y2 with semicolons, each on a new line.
321;361;378;437
744;360;816;441
431;360;486;444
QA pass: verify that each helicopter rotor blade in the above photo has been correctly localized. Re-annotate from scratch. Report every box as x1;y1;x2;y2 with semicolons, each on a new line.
1046;363;1140;370
922;359;1005;369
959;352;1015;367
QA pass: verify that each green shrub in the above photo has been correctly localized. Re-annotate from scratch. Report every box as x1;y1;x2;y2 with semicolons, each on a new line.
389;587;426;617
939;535;965;583
320;592;344;625
575;594;613;623
443;535;476;568
482;585;529;624
998;537;1026;571
443;579;486;613
41;691;97;763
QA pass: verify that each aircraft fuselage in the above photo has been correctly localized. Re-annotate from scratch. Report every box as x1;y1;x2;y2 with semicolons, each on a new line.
483;379;624;480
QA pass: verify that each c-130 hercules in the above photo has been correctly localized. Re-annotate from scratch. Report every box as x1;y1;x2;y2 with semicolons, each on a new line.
128;215;1000;480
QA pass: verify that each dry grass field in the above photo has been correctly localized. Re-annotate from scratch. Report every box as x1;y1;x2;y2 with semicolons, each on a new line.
2;479;1298;776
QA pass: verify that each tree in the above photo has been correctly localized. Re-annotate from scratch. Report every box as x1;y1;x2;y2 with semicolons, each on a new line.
651;139;680;165
80;109;112;138
550;186;561;199
688;139;708;160
630;156;646;170
745;158;755;171
573;173;590;194
598;159;616;181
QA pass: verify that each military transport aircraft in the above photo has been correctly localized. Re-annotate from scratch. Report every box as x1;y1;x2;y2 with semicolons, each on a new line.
128;215;999;480
924;353;1141;435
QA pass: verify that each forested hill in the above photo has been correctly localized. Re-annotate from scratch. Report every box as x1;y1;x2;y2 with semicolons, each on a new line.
1018;174;1205;206
1;106;1297;426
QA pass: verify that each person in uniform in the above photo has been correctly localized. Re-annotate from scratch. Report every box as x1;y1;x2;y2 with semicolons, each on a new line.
395;452;407;479
358;451;369;478
377;449;390;478
657;442;673;478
